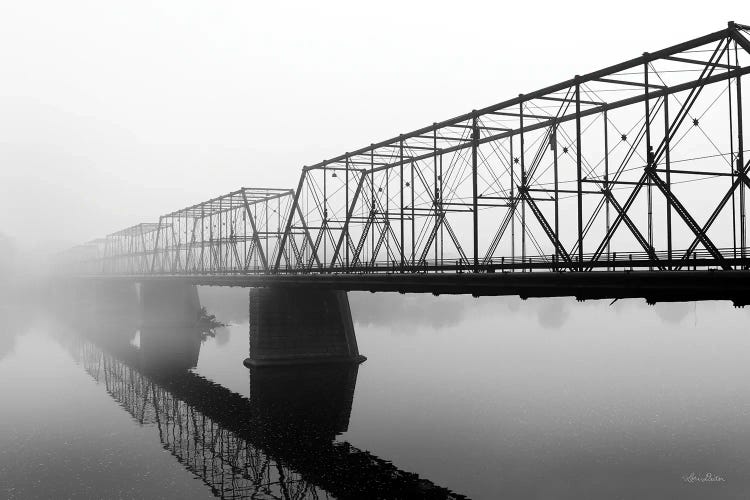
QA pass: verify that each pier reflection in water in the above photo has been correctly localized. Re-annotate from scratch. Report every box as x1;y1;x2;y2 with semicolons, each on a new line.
61;296;465;500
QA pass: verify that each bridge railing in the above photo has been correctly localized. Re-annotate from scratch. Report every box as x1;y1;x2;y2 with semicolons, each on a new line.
69;245;750;276
271;245;750;274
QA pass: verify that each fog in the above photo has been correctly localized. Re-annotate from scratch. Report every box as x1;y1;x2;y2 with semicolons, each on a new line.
3;6;750;497
1;0;745;256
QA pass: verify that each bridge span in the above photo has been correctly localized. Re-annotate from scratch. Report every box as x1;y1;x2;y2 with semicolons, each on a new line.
52;21;750;368
60;22;750;305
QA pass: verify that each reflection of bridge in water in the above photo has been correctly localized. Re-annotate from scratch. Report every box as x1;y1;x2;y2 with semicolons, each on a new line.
65;324;466;499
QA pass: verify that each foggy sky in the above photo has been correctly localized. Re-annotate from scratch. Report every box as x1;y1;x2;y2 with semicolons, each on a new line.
0;1;745;254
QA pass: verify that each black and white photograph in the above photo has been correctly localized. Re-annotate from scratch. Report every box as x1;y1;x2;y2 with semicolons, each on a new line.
1;2;749;498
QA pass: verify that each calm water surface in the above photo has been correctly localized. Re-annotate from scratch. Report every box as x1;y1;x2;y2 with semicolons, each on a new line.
2;288;750;499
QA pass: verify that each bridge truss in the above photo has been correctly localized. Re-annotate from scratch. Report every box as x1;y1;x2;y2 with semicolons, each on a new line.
70;22;750;276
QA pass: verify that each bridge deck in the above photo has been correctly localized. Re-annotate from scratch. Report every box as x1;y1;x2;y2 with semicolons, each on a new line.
70;270;750;304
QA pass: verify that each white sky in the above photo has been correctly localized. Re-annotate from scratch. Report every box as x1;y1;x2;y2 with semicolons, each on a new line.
0;0;746;252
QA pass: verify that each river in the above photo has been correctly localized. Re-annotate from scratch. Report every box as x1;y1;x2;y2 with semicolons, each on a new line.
1;287;748;498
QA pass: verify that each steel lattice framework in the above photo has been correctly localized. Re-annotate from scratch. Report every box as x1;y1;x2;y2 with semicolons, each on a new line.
69;22;750;277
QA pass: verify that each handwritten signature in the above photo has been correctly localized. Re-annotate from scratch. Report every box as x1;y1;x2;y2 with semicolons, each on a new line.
682;472;726;484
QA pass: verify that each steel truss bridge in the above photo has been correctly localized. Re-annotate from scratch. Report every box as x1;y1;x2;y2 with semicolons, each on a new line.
66;23;750;302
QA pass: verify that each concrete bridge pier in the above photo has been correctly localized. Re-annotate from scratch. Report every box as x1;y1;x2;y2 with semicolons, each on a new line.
244;288;366;367
136;281;203;372
138;281;201;328
58;280;140;325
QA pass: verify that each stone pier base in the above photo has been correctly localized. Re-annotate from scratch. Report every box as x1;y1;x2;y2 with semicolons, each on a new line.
138;281;201;328
137;282;203;372
244;288;366;367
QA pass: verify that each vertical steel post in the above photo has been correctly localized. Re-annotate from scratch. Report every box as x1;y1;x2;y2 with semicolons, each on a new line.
729;48;737;261
434;127;438;266
664;95;672;266
510;137;515;269
575;81;583;270
736;41;746;262
399;137;405;270
323;163;328;265
264;198;269;268
604;110;610;268
644;58;654;270
242;199;246;271
184;212;188;272
345;155;350;269
440;153;444;268
218;200;223;271
371;148;375;264
519;102;526;269
209;209;213;271
411;154;415;266
553;124;559;262
200;206;205;273
386;154;391;266
472;114;479;272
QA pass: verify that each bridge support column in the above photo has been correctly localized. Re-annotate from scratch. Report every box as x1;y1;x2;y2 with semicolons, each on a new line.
244;288;366;367
138;281;201;328
57;280;139;325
